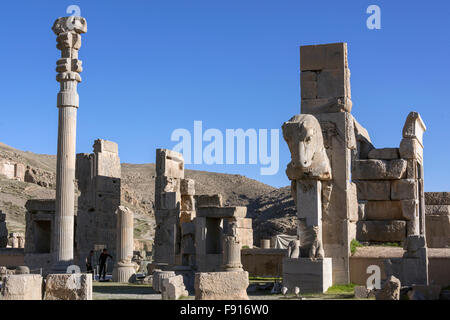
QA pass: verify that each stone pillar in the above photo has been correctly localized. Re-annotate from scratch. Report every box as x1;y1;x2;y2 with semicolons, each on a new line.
296;179;323;248
222;220;243;272
51;16;87;273
112;206;135;283
0;211;8;248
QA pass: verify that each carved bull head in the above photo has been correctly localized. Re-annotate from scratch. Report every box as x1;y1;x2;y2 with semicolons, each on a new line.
282;114;331;180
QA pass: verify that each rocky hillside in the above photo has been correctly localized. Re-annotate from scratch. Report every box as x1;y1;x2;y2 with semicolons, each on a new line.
0;142;296;245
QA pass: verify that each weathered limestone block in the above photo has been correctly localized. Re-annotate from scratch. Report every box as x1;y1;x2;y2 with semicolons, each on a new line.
301;97;352;114
194;271;249;300
354;118;374;159
364;201;403;220
196;206;247;219
426;205;450;216
161;275;188;300
1;274;43;300
316;68;351;99
93;139;118;154
357;221;406;242
402;112;426;146
195;194;223;207
181;195;195;211
152;270;176;293
426;215;450;248
282;258;332;293
301;71;317;99
375;275;401;300
352;159;407;180
368;148;400;160
401;199;418;221
180;179;195;196
425;192;450;205
399;138;423;161
391;179;417;200
160;192;178;210
355;181;391;201
300;42;348;71
300;43;351;114
44;274;92;300
156;149;184;179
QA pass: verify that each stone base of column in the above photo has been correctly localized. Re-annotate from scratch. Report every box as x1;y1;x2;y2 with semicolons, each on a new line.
282;257;333;294
112;263;136;283
222;263;243;272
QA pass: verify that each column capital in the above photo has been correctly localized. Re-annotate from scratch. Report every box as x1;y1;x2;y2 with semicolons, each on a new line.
52;16;87;35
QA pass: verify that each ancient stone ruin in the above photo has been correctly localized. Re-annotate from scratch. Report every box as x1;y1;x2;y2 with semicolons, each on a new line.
281;42;435;294
0;11;449;301
151;149;252;298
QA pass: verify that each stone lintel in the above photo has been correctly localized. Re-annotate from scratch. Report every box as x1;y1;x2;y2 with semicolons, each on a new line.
196;206;247;219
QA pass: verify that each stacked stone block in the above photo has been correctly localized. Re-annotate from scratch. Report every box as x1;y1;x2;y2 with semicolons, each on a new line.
295;43;358;285
300;43;352;114
353;112;426;243
153;149;184;267
425;192;450;248
76;139;121;271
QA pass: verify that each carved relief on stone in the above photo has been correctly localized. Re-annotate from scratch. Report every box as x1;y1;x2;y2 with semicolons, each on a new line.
308;226;325;260
287;239;300;259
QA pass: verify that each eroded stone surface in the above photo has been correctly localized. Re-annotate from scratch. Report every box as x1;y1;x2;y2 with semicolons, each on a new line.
375;275;401;300
44;273;92;300
195;271;249;300
1;274;43;300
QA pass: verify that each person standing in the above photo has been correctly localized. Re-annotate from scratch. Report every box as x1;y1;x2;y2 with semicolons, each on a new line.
85;250;94;273
98;248;113;281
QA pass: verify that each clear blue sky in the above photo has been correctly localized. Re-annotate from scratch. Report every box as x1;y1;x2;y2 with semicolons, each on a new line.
0;0;449;190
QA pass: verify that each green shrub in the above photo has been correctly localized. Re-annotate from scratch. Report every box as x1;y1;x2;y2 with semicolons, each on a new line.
350;239;363;255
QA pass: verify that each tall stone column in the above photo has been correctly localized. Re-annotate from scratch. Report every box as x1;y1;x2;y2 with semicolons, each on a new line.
51;16;87;273
112;206;136;282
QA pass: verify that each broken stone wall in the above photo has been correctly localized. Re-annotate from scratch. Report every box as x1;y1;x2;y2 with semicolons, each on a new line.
353;112;426;244
153;149;184;267
76;139;121;272
425;192;450;248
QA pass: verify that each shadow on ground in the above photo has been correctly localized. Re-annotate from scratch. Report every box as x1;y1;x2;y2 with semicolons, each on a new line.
93;283;157;295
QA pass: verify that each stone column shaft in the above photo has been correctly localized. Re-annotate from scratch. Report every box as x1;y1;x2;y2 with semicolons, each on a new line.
113;206;135;283
51;16;87;272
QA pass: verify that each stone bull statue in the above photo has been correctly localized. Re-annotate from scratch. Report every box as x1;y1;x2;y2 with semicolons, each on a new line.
282;114;331;260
